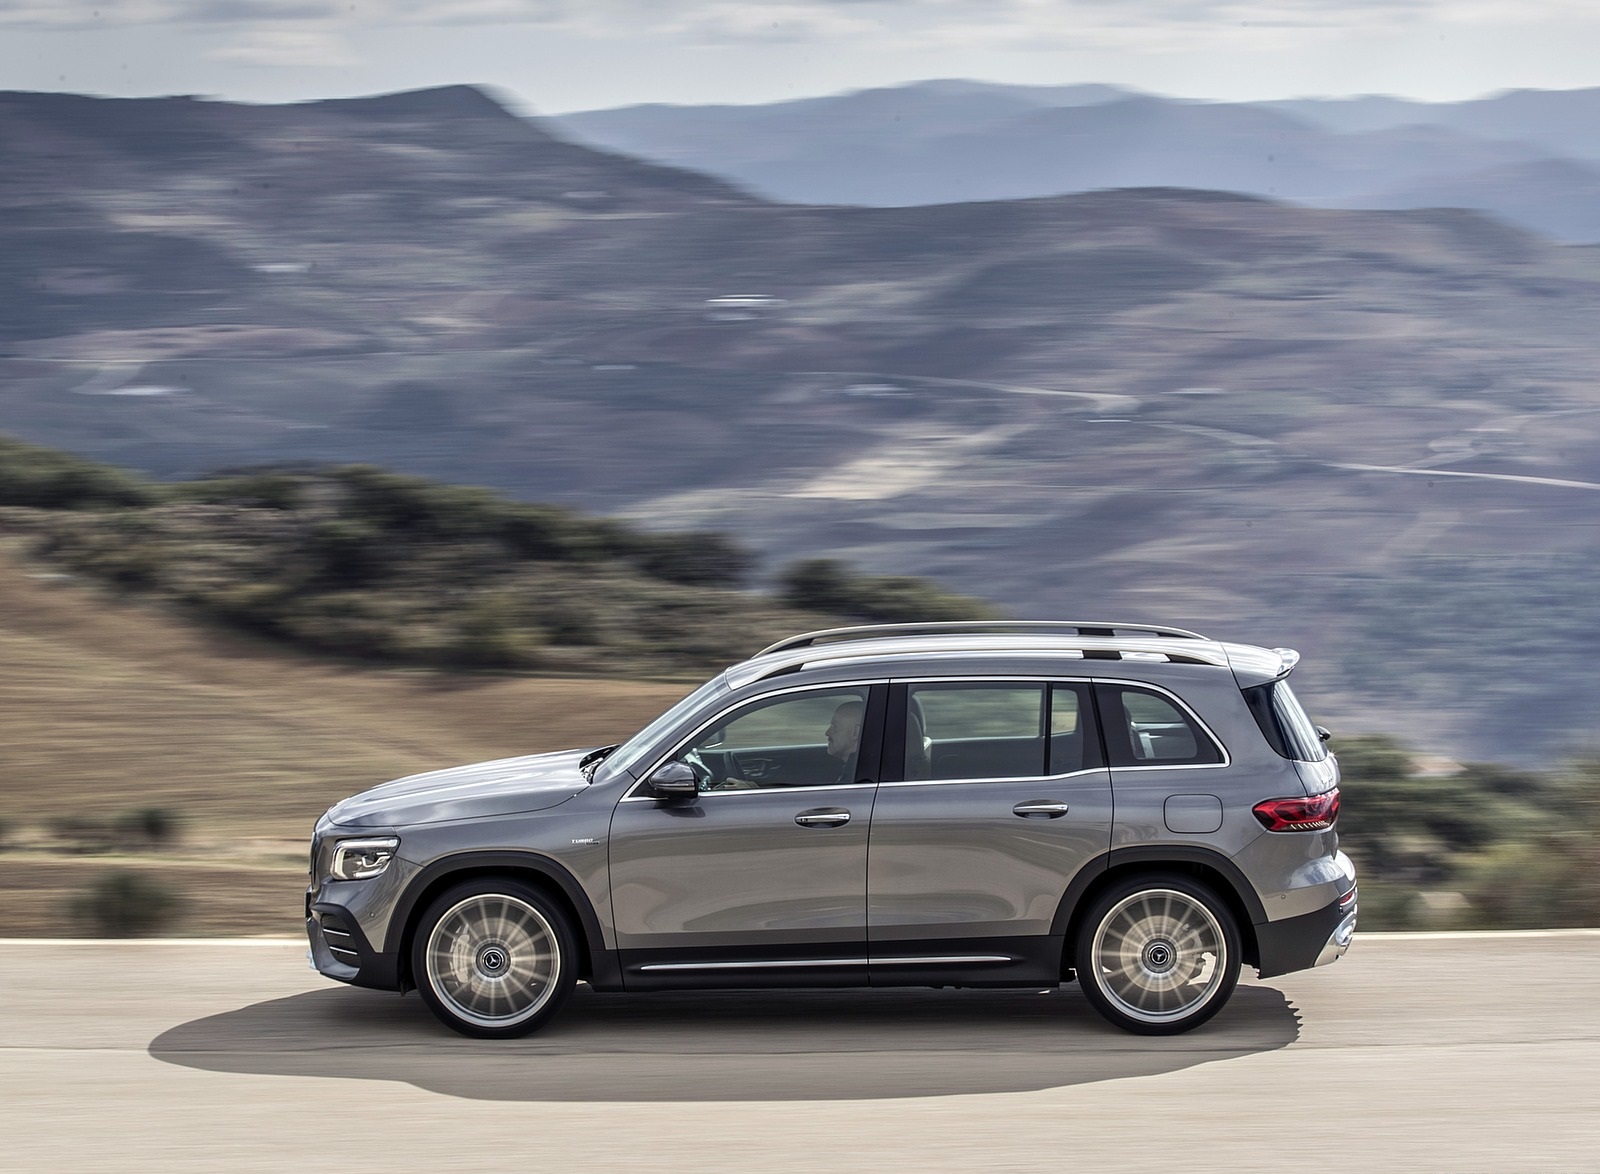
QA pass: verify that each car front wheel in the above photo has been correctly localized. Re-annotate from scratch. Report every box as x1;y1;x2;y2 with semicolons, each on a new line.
412;878;576;1039
1074;873;1241;1035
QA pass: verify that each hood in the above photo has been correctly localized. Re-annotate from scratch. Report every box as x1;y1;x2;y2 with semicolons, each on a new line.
326;747;594;829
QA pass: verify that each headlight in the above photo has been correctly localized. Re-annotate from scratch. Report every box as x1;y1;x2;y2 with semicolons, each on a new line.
330;837;400;881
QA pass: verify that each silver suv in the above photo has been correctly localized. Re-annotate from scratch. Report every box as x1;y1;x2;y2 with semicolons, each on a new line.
306;621;1356;1037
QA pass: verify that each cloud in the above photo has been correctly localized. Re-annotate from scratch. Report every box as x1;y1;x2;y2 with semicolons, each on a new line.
2;0;1594;41
663;2;879;43
187;1;345;23
0;0;340;26
207;24;356;66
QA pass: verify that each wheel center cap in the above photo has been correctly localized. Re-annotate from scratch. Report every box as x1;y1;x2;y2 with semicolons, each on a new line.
478;945;509;976
1144;940;1176;971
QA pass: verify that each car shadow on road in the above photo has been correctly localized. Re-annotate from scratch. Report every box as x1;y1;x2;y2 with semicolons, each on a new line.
149;981;1300;1102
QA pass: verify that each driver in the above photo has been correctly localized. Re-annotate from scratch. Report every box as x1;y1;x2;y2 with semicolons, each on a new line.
824;699;865;783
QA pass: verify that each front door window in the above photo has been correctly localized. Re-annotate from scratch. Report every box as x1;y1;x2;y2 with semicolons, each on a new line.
673;687;870;790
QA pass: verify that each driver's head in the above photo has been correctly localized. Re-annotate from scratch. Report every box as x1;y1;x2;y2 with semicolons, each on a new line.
825;700;865;761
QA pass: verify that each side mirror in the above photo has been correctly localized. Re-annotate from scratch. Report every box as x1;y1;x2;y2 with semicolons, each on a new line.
1315;725;1332;743
647;761;699;799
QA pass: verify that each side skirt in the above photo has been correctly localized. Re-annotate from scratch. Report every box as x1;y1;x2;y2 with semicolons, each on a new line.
868;935;1064;989
619;936;1064;992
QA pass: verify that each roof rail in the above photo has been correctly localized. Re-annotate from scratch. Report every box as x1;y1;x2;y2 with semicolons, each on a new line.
755;620;1209;659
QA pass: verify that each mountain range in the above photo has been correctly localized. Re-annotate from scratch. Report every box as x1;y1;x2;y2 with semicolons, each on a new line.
4;84;1600;762
552;80;1600;242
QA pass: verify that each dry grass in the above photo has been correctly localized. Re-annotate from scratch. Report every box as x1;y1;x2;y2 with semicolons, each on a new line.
0;547;693;935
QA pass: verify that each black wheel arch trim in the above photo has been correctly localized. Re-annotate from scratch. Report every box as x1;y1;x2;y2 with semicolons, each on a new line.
389;850;622;991
1103;845;1268;924
1049;845;1268;939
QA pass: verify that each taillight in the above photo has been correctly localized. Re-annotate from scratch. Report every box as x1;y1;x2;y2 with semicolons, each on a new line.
1253;788;1340;832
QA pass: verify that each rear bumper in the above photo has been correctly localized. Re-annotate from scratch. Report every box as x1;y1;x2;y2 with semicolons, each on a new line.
1254;883;1357;979
1315;905;1358;968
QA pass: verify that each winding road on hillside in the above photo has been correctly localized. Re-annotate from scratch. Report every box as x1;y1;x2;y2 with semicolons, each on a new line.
804;369;1140;414
805;371;1600;497
3;932;1598;1172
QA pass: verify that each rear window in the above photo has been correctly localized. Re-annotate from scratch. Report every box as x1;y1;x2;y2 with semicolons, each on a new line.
1243;680;1327;762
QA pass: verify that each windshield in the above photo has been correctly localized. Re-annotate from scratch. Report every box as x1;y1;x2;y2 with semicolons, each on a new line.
604;673;731;778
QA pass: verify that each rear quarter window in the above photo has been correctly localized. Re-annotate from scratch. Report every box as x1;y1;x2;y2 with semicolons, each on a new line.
1097;684;1224;767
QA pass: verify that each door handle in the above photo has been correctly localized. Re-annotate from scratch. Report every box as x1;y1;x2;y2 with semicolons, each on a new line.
795;808;851;828
1012;800;1070;818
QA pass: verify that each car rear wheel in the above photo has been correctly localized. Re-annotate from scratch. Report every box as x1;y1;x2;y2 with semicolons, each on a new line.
412;878;576;1039
1074;873;1241;1035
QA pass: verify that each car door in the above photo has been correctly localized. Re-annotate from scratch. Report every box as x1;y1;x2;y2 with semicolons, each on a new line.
865;679;1113;986
608;682;885;987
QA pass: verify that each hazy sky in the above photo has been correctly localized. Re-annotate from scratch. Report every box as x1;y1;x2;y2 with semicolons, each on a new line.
2;0;1598;113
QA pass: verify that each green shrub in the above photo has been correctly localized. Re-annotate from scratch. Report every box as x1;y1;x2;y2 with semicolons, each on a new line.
629;531;750;587
448;593;542;668
117;807;183;849
538;598;600;644
0;436;158;509
70;870;183;937
1456;758;1600;928
334;466;504;540
197;580;293;634
1351;882;1424;931
499;504;576;561
779;557;994;624
49;815;118;854
277;592;407;661
177;472;304;510
307;518;391;588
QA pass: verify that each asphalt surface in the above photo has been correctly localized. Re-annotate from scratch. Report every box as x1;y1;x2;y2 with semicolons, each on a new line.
3;932;1599;1172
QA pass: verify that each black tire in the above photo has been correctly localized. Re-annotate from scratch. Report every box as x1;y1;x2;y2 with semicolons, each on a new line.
411;878;577;1039
1073;872;1241;1036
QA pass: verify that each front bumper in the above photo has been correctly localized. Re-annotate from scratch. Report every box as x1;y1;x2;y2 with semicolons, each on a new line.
304;824;414;991
1254;883;1357;979
305;889;402;991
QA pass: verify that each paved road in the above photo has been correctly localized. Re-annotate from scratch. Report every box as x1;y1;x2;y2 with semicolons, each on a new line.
3;932;1599;1172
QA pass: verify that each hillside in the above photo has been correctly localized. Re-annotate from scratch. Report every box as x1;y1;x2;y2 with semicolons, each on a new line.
7;86;1600;761
0;545;690;936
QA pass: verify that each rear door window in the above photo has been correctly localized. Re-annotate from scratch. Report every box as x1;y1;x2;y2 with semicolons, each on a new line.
1049;683;1105;774
906;683;1046;780
891;681;1105;781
